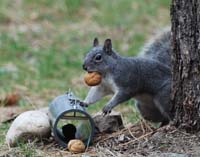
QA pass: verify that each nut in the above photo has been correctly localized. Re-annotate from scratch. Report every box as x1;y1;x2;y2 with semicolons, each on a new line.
84;72;102;86
68;139;85;153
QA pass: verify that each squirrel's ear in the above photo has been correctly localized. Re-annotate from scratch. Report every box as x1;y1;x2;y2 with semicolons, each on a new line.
93;38;99;47
103;39;112;55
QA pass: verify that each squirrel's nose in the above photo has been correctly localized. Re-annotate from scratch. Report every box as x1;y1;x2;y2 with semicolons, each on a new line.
82;64;87;71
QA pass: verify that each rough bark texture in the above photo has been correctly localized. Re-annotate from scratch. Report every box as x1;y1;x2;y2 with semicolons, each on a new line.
171;0;200;131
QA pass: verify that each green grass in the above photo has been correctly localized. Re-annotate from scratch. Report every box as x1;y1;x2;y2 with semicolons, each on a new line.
0;0;171;155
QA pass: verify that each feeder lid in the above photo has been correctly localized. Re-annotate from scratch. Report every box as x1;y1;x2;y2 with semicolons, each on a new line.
49;92;87;119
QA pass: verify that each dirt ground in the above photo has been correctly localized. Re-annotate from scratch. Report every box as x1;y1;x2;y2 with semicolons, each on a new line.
91;123;199;157
1;120;200;157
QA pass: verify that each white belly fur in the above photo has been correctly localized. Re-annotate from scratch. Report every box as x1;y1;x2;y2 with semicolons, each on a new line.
101;74;118;94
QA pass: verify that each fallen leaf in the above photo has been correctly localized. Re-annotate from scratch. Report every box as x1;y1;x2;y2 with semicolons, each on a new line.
0;93;21;107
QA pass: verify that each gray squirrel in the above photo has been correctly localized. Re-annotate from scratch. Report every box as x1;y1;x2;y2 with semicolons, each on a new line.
82;30;172;125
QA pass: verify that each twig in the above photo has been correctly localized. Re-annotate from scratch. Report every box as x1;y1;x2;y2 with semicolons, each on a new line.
117;131;154;148
140;120;146;134
104;148;116;157
96;145;110;157
127;125;140;142
143;120;154;132
118;124;173;148
23;95;37;109
140;119;154;133
97;124;137;142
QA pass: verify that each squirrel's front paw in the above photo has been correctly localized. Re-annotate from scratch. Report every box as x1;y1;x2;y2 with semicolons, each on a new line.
102;105;112;115
79;101;88;107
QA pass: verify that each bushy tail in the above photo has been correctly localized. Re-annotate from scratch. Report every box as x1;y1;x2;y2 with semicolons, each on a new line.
140;28;172;68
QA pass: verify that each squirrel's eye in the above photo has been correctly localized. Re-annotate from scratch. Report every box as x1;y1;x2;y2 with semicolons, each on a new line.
95;54;102;61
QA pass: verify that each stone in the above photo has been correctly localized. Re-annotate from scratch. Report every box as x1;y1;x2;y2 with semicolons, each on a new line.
93;111;124;133
118;134;125;142
6;110;51;147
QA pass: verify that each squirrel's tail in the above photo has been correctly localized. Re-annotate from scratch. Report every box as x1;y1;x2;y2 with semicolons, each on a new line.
140;27;172;68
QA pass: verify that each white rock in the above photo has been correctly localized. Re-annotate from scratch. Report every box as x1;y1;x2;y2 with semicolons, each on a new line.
6;110;51;147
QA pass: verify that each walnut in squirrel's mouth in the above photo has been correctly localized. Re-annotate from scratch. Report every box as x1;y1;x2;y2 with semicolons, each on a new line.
84;72;102;86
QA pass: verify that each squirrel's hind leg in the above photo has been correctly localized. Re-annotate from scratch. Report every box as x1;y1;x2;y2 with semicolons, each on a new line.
153;84;172;123
136;101;166;123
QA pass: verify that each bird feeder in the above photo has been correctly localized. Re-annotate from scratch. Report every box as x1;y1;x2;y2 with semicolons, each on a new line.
49;92;95;147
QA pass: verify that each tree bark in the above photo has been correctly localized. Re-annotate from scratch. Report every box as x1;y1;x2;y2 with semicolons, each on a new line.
171;0;200;132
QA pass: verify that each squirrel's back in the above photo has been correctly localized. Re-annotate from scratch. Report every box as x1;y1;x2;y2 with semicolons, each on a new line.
140;28;172;67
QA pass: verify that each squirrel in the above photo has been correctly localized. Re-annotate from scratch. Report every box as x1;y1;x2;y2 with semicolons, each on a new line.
82;30;172;125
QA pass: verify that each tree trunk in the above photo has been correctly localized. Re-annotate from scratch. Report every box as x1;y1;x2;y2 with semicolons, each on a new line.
171;0;200;132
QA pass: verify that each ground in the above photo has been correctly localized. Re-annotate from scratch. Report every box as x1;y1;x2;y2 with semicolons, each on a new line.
2;122;200;156
2;0;197;157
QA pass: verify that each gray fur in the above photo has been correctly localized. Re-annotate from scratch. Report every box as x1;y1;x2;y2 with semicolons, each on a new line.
83;30;172;124
140;30;172;67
